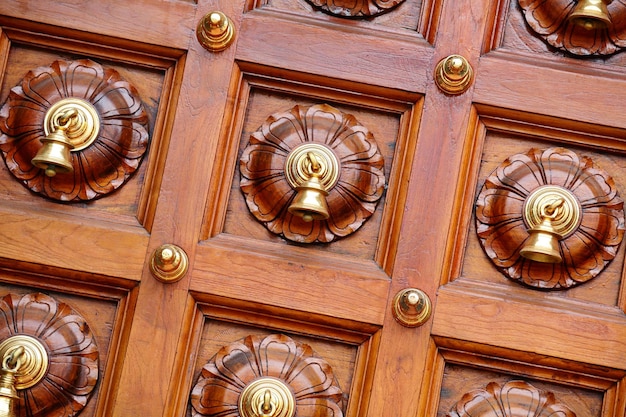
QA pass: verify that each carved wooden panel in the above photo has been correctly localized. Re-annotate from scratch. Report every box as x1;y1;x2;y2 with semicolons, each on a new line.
431;345;609;417
211;77;417;270
0;292;99;417
248;0;437;46
239;103;385;243
446;380;576;417
518;0;626;56
190;333;344;417
0;59;149;202
304;0;406;18
475;146;625;289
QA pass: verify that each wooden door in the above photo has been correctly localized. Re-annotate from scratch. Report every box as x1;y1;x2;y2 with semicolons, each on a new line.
0;0;625;416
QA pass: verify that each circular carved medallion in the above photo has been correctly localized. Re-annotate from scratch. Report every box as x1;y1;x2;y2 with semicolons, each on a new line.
304;0;406;18
190;334;344;417
239;104;385;243
519;0;626;55
475;147;625;289
0;293;99;417
447;380;576;417
0;59;149;201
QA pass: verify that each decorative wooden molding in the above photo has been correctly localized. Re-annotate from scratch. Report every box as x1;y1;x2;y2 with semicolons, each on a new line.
0;292;99;417
190;334;344;417
304;0;406;18
0;59;149;201
518;0;626;55
475;147;625;289
447;380;576;417
239;103;385;243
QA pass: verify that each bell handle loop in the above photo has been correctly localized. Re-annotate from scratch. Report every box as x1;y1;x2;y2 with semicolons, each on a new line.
541;196;565;219
2;346;25;372
260;389;274;415
305;151;321;175
54;108;79;132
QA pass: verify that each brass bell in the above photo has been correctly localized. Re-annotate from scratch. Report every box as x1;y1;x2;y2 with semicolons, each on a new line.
288;175;330;222
569;0;611;30
31;127;75;177
519;217;563;264
32;108;78;177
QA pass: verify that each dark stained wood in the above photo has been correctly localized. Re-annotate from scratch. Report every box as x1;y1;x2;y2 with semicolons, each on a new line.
0;292;99;417
190;334;343;416
0;59;149;201
446;380;577;417
518;0;624;56
475;146;625;289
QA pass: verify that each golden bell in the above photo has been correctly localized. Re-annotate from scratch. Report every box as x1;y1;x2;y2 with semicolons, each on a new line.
519;217;563;264
288;175;330;222
568;0;611;30
31;128;75;177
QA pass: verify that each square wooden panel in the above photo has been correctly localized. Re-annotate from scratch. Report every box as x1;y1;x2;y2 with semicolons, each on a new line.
0;276;135;417
202;67;422;275
251;0;433;42
0;22;182;231
489;0;626;66
423;339;623;417
437;364;604;416
454;110;626;309
177;299;380;417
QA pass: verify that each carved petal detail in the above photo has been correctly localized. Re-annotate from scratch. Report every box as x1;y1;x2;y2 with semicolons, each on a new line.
475;147;625;289
0;59;149;201
447;380;577;417
518;0;626;55
304;0;405;18
240;104;385;243
190;334;344;417
0;292;99;417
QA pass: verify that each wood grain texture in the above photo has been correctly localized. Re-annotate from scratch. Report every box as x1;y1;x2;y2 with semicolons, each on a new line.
433;283;626;369
0;1;195;50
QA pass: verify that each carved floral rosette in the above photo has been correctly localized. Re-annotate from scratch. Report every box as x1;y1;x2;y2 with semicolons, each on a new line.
475;147;625;289
0;292;99;417
447;380;576;417
239;104;385;243
190;334;344;417
518;0;626;55
0;59;149;201
304;0;406;18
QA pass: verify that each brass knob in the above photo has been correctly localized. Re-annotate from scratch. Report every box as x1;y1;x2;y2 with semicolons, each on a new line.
392;288;432;327
196;11;235;52
239;377;296;417
149;244;189;283
434;54;474;95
